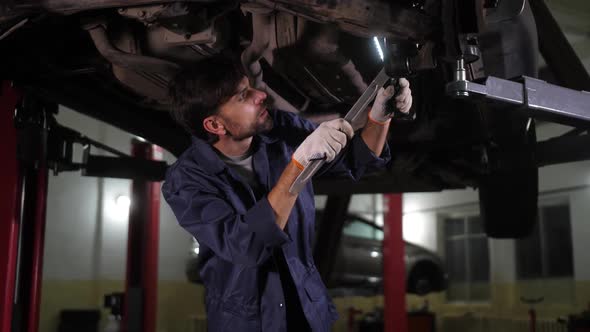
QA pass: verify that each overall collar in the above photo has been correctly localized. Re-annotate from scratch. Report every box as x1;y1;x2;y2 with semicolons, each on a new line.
190;133;278;175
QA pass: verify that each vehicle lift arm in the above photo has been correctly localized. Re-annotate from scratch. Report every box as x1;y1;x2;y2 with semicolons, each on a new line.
446;58;590;166
447;59;590;126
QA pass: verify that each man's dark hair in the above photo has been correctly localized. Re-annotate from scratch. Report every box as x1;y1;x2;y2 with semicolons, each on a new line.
168;56;245;142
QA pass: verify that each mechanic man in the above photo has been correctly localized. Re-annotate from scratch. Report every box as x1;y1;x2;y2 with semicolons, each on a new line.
162;56;412;332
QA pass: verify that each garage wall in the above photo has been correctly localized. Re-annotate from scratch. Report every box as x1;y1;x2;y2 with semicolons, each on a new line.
44;110;103;281
40;107;202;332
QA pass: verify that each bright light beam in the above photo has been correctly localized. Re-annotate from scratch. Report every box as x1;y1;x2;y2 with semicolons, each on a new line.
373;36;384;62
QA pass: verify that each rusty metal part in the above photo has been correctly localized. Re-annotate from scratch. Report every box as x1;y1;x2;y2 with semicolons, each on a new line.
250;0;437;41
84;22;179;104
241;3;273;87
117;4;174;24
142;12;229;64
85;23;179;75
149;25;217;46
1;0;225;16
411;40;437;71
241;4;300;113
275;12;300;48
110;28;173;104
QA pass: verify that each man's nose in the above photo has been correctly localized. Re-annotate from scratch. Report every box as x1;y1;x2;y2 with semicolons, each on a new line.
254;89;267;104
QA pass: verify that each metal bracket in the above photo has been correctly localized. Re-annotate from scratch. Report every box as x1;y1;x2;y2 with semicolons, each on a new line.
43;119;168;180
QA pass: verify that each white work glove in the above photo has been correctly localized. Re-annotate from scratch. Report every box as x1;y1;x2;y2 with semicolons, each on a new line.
368;78;413;124
292;118;354;169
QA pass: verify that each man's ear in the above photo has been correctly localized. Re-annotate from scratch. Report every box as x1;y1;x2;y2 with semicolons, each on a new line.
203;115;226;136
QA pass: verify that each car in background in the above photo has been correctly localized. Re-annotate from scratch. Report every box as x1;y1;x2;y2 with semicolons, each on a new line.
186;212;447;296
320;212;448;296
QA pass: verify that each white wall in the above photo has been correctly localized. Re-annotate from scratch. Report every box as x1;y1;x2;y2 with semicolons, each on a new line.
44;109;103;280
569;188;590;281
402;211;439;253
43;106;192;282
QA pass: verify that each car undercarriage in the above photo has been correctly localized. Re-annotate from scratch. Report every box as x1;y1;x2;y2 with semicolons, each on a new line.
2;0;589;239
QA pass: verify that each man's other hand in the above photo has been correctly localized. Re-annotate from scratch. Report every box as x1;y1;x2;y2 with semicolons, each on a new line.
369;78;412;124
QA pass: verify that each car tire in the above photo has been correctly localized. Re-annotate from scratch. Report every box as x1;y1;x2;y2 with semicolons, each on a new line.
407;262;445;296
414;278;433;296
478;105;538;238
479;162;538;238
477;0;539;238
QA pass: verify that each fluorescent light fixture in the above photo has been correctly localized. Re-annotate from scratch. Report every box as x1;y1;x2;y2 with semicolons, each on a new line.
368;277;379;283
370;250;380;258
373;36;384;62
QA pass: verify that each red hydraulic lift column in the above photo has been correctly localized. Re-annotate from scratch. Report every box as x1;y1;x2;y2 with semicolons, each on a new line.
0;81;22;332
383;194;407;332
122;139;162;332
2;89;51;332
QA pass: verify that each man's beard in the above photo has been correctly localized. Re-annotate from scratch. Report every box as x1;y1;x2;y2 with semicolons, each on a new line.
223;111;273;140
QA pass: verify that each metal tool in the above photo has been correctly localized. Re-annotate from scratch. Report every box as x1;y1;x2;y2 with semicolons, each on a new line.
288;68;391;194
288;39;431;194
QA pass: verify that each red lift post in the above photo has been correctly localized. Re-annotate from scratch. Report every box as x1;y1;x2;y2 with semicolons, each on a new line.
1;85;52;332
0;81;22;332
26;110;50;332
383;193;407;332
122;140;162;332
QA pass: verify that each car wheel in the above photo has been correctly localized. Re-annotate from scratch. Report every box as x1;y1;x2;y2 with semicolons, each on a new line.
477;0;539;238
414;278;433;296
479;156;538;238
407;262;444;296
